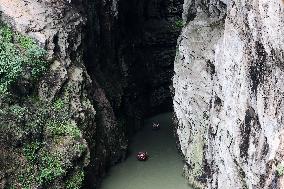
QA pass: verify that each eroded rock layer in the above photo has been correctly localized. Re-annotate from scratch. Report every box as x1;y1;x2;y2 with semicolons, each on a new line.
174;0;284;188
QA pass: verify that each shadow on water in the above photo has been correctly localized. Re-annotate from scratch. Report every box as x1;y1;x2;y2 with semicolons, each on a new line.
99;112;192;189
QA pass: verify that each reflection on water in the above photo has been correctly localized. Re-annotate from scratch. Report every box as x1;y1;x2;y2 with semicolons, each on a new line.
99;113;192;189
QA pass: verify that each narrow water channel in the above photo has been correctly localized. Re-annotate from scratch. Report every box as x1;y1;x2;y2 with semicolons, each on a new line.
100;112;192;189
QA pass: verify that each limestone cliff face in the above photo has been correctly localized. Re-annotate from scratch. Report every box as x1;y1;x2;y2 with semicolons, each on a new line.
174;0;284;188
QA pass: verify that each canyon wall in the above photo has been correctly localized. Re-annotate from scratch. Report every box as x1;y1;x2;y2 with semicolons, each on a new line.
83;0;183;184
174;0;284;188
0;0;132;187
0;0;182;188
0;0;93;188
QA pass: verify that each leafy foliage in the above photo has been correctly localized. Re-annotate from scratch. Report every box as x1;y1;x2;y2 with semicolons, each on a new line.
173;19;183;29
46;119;81;140
53;98;66;110
276;163;284;177
23;141;41;164
21;148;66;186
66;170;85;189
14;97;84;186
38;152;66;184
0;22;48;94
9;104;28;119
18;166;38;189
0;22;87;188
18;34;35;49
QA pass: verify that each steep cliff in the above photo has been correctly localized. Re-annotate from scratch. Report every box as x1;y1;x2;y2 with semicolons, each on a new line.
174;0;284;188
0;0;95;188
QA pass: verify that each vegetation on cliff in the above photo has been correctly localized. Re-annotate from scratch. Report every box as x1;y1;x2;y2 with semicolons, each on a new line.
0;22;47;95
0;22;88;189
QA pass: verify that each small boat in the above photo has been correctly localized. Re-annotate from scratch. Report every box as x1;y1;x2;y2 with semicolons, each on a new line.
137;152;148;161
152;122;160;130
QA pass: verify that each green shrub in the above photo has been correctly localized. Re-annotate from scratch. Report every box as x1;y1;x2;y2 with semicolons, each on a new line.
9;105;28;118
173;19;183;29
74;143;87;154
25;45;47;78
17;35;35;49
18;166;37;189
0;24;13;42
39;152;65;184
53;98;66;110
0;22;48;94
23;141;41;163
276;163;284;177
66;170;84;189
20;149;65;187
46;120;81;140
0;41;23;94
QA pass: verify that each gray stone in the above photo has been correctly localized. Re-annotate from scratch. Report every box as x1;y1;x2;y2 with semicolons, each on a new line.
174;0;284;188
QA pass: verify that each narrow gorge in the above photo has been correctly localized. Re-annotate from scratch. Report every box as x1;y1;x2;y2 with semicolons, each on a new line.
0;0;283;189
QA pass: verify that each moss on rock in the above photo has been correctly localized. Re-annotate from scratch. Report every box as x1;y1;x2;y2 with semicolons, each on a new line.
0;21;90;188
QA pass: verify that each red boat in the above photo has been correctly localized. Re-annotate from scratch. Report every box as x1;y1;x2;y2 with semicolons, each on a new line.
137;152;148;161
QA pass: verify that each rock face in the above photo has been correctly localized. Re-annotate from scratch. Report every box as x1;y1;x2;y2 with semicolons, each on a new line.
174;0;284;188
0;0;95;188
82;1;129;186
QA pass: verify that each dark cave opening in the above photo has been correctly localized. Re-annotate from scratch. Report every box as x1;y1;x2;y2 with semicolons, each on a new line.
117;0;183;116
82;0;183;187
84;0;183;119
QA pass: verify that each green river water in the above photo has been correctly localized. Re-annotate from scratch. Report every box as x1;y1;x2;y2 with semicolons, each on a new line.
100;113;192;189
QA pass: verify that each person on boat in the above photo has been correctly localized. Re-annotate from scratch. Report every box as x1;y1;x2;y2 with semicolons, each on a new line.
137;151;148;161
152;122;160;130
